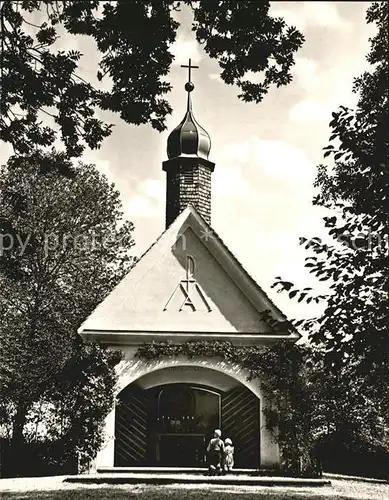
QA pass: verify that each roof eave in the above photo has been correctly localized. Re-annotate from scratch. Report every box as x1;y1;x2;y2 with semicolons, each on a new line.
79;329;301;346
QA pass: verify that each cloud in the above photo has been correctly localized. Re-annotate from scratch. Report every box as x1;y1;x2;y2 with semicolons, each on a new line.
123;178;165;219
209;73;222;83
213;138;317;239
124;196;160;219
213;164;246;197
212;138;319;294
302;2;347;28
216;137;315;185
140;179;165;201
289;99;332;123
93;160;111;178
292;57;320;91
255;140;315;182
81;149;114;179
270;2;348;31
170;38;202;66
270;5;307;30
211;137;328;319
243;71;266;84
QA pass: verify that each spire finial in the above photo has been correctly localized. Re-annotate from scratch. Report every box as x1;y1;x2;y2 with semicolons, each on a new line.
166;57;211;162
181;58;199;93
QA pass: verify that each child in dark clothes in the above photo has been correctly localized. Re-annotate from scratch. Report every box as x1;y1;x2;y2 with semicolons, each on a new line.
206;429;224;475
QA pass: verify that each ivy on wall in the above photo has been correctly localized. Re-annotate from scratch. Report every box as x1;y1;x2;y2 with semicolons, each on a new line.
135;339;321;477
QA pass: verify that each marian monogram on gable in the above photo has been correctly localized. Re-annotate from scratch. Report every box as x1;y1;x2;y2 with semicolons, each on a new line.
163;255;212;312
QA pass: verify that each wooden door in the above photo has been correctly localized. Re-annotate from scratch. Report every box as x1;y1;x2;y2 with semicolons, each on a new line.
114;384;148;466
221;386;260;468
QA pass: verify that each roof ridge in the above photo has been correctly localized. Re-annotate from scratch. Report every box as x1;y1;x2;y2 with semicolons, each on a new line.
78;205;299;339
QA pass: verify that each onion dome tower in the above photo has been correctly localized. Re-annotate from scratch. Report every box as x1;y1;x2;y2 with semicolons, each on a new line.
163;59;215;229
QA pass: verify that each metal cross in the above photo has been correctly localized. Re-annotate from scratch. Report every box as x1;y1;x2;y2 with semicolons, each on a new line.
181;58;199;83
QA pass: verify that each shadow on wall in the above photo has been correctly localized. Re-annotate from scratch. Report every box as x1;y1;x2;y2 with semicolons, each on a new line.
170;225;277;334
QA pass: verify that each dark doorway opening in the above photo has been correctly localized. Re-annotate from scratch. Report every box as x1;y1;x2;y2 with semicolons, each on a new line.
158;434;206;466
114;381;260;468
153;384;220;466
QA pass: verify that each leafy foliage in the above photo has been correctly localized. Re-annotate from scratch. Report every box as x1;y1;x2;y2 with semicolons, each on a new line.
273;1;389;436
0;152;134;467
0;0;304;156
26;340;122;471
191;1;303;103
135;339;320;477
136;338;388;476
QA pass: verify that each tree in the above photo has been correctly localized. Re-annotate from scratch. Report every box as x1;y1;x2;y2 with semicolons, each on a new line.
0;0;304;157
25;340;122;472
0;151;134;470
274;2;389;431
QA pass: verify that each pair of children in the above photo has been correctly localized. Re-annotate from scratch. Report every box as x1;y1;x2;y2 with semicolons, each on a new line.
206;429;234;475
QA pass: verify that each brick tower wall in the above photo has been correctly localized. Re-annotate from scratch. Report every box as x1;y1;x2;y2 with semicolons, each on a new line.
165;161;213;228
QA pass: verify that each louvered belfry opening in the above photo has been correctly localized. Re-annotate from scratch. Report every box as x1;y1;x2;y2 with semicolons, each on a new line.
114;382;260;468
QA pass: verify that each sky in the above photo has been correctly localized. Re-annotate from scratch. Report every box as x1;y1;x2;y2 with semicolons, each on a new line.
1;2;376;321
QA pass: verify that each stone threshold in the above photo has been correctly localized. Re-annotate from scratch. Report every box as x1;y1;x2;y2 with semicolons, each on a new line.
97;466;258;475
65;473;331;487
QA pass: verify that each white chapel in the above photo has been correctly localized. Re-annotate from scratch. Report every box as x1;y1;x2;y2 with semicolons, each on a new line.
78;62;300;472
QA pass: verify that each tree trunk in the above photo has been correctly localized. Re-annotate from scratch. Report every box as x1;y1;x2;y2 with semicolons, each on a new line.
10;403;28;476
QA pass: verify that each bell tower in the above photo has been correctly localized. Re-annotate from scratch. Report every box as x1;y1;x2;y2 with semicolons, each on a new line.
163;59;215;229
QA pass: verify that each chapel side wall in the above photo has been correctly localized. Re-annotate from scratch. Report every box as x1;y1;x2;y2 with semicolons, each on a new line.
92;345;280;471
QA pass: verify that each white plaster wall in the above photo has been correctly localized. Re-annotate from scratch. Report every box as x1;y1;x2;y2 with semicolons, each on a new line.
136;366;239;392
94;346;280;470
80;227;270;333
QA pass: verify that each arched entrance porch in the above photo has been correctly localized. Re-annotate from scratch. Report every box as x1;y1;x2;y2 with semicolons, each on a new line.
114;365;260;468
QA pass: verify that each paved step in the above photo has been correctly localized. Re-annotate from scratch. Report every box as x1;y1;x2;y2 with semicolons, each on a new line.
65;473;331;487
324;472;388;484
97;466;258;475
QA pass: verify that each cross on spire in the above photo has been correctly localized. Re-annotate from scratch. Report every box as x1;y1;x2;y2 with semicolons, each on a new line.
181;58;199;83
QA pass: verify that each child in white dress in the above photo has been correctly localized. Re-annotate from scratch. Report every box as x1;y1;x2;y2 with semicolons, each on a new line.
223;438;234;472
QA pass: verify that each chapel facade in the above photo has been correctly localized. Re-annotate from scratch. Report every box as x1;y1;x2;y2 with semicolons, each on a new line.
78;63;300;471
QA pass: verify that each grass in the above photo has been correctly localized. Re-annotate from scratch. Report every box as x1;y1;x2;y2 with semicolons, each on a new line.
0;487;345;500
1;478;388;500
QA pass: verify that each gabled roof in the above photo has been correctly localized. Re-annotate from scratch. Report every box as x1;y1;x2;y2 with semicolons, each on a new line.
78;205;300;344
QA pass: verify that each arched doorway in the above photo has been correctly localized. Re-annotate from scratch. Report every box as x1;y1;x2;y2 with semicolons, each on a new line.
114;369;260;468
155;384;220;466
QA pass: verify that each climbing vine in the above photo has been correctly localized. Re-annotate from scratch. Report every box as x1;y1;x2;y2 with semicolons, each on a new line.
135;339;321;477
